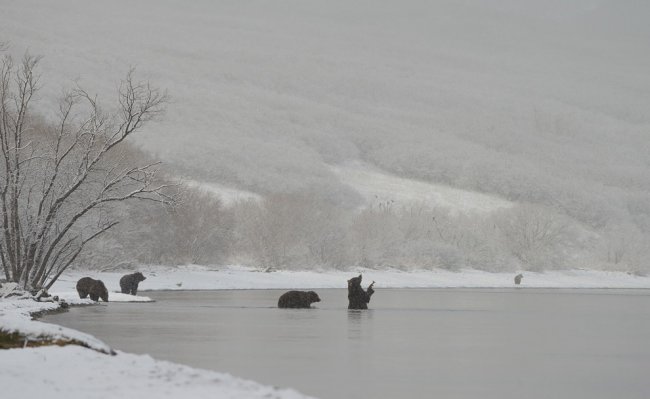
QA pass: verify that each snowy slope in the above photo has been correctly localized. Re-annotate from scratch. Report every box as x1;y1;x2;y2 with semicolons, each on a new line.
184;179;262;204
1;0;648;211
332;162;512;212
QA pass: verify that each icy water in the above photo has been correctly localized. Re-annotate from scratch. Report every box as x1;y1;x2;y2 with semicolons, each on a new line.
43;289;650;399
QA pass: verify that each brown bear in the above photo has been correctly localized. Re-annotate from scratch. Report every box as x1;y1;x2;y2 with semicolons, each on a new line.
277;290;321;308
514;273;523;285
76;277;109;302
119;272;146;295
348;274;375;310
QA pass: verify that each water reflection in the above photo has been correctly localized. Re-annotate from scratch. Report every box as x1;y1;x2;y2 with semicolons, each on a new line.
279;308;320;322
347;309;373;322
347;309;373;340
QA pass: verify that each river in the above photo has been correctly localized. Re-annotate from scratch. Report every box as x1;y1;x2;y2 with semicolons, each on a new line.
43;288;650;399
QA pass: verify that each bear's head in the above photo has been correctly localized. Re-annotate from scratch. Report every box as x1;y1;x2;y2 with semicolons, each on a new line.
308;291;321;303
348;274;362;289
133;272;146;282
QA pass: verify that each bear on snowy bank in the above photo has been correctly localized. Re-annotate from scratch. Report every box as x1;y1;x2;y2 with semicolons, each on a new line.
120;272;147;295
514;274;523;285
277;290;321;308
76;277;109;302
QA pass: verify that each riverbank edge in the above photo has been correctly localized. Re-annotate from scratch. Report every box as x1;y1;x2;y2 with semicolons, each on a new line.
51;265;650;293
0;294;313;399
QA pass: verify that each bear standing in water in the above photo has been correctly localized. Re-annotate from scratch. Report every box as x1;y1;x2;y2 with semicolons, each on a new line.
76;277;109;302
277;291;321;308
120;272;147;295
347;274;375;310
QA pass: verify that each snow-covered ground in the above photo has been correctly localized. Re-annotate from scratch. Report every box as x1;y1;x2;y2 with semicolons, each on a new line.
331;162;512;212
0;296;112;353
184;179;262;205
50;265;650;293
3;0;648;205
1;346;311;399
0;294;313;399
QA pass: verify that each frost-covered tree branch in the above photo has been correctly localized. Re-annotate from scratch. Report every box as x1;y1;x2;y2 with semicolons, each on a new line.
0;49;172;291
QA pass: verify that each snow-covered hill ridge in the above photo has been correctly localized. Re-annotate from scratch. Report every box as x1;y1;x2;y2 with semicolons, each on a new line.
184;179;262;205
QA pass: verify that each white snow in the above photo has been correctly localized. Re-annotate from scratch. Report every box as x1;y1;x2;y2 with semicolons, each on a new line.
0;298;113;354
2;0;648;205
184;179;262;205
0;346;312;399
51;265;650;292
331;162;512;212
55;292;154;303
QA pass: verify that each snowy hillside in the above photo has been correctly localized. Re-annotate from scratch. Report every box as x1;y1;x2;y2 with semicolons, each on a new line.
2;0;649;222
184;179;262;205
332;162;512;212
2;0;649;272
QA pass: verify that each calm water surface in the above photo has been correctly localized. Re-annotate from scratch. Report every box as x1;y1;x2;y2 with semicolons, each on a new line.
43;289;650;399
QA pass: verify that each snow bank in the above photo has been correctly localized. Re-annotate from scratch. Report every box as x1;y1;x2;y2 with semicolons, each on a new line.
0;293;313;398
54;292;154;304
51;265;650;292
0;298;112;353
0;346;313;399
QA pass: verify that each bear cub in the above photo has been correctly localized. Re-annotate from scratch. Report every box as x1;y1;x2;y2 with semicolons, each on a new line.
76;277;109;302
278;290;321;308
120;272;147;295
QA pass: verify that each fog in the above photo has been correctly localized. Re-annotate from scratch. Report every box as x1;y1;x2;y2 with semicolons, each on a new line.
2;0;649;272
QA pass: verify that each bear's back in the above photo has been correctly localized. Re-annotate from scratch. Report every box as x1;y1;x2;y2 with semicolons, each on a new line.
278;290;313;308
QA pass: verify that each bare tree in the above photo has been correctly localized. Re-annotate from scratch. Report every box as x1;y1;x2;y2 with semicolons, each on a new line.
0;51;171;291
493;204;569;270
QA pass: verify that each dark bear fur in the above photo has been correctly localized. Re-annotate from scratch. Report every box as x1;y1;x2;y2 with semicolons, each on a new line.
278;290;321;308
348;274;375;310
76;277;109;302
120;272;146;295
514;273;523;285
